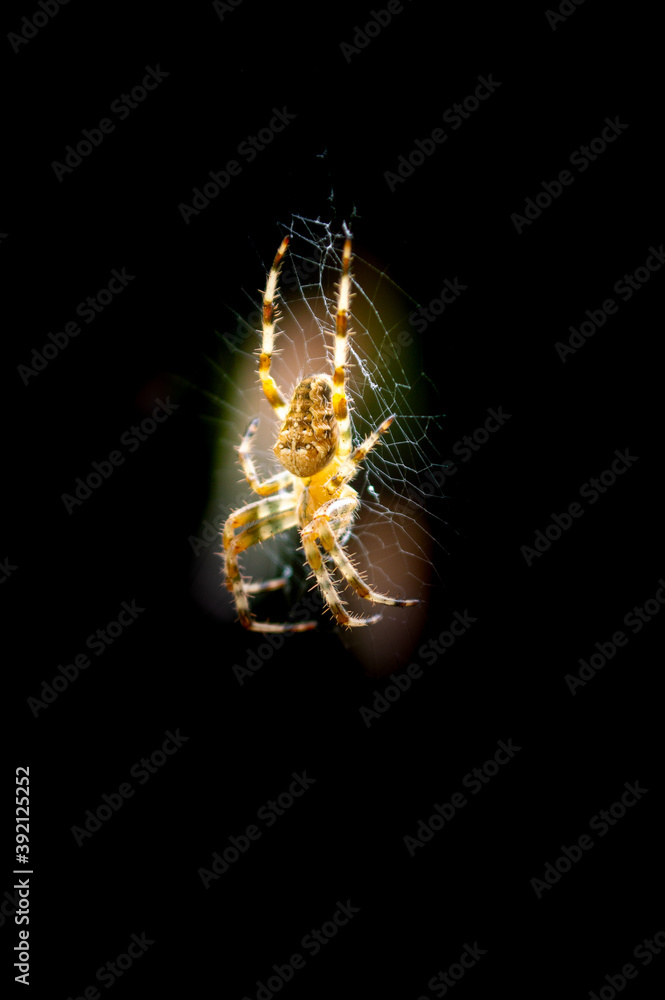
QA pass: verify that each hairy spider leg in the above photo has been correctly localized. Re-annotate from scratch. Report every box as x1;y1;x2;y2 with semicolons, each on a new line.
223;494;295;569
237;417;292;496
301;497;382;628
300;412;418;625
314;499;419;608
332;238;353;459
325;413;397;497
224;496;317;632
259;236;290;422
233;418;292;591
244;566;292;596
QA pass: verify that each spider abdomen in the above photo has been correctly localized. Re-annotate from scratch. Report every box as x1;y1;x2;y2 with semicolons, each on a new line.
274;375;340;478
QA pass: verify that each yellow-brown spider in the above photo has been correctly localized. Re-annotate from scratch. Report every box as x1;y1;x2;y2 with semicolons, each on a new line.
222;234;419;632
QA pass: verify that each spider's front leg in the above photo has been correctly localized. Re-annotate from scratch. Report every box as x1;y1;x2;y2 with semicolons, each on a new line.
258;237;290;422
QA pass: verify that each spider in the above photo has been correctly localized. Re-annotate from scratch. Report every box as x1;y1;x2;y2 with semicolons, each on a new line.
222;233;419;632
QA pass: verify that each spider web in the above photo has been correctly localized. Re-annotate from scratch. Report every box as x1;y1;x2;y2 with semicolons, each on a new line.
192;215;451;674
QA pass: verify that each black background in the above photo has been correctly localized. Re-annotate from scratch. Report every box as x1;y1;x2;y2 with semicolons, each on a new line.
3;2;664;998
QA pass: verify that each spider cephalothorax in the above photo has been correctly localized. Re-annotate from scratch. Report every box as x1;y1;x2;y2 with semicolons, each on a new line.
222;233;418;632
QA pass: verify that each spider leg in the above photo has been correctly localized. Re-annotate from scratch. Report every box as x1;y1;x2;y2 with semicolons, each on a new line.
259;236;289;422
223;495;317;633
244;565;292;595
325;413;397;497
238;417;291;496
332;238;353;459
223;494;295;545
321;522;419;608
301;498;382;628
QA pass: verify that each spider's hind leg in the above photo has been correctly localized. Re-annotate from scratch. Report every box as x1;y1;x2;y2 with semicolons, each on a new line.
301;496;381;629
325;529;419;608
301;486;419;628
223;496;316;633
245;565;292;595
